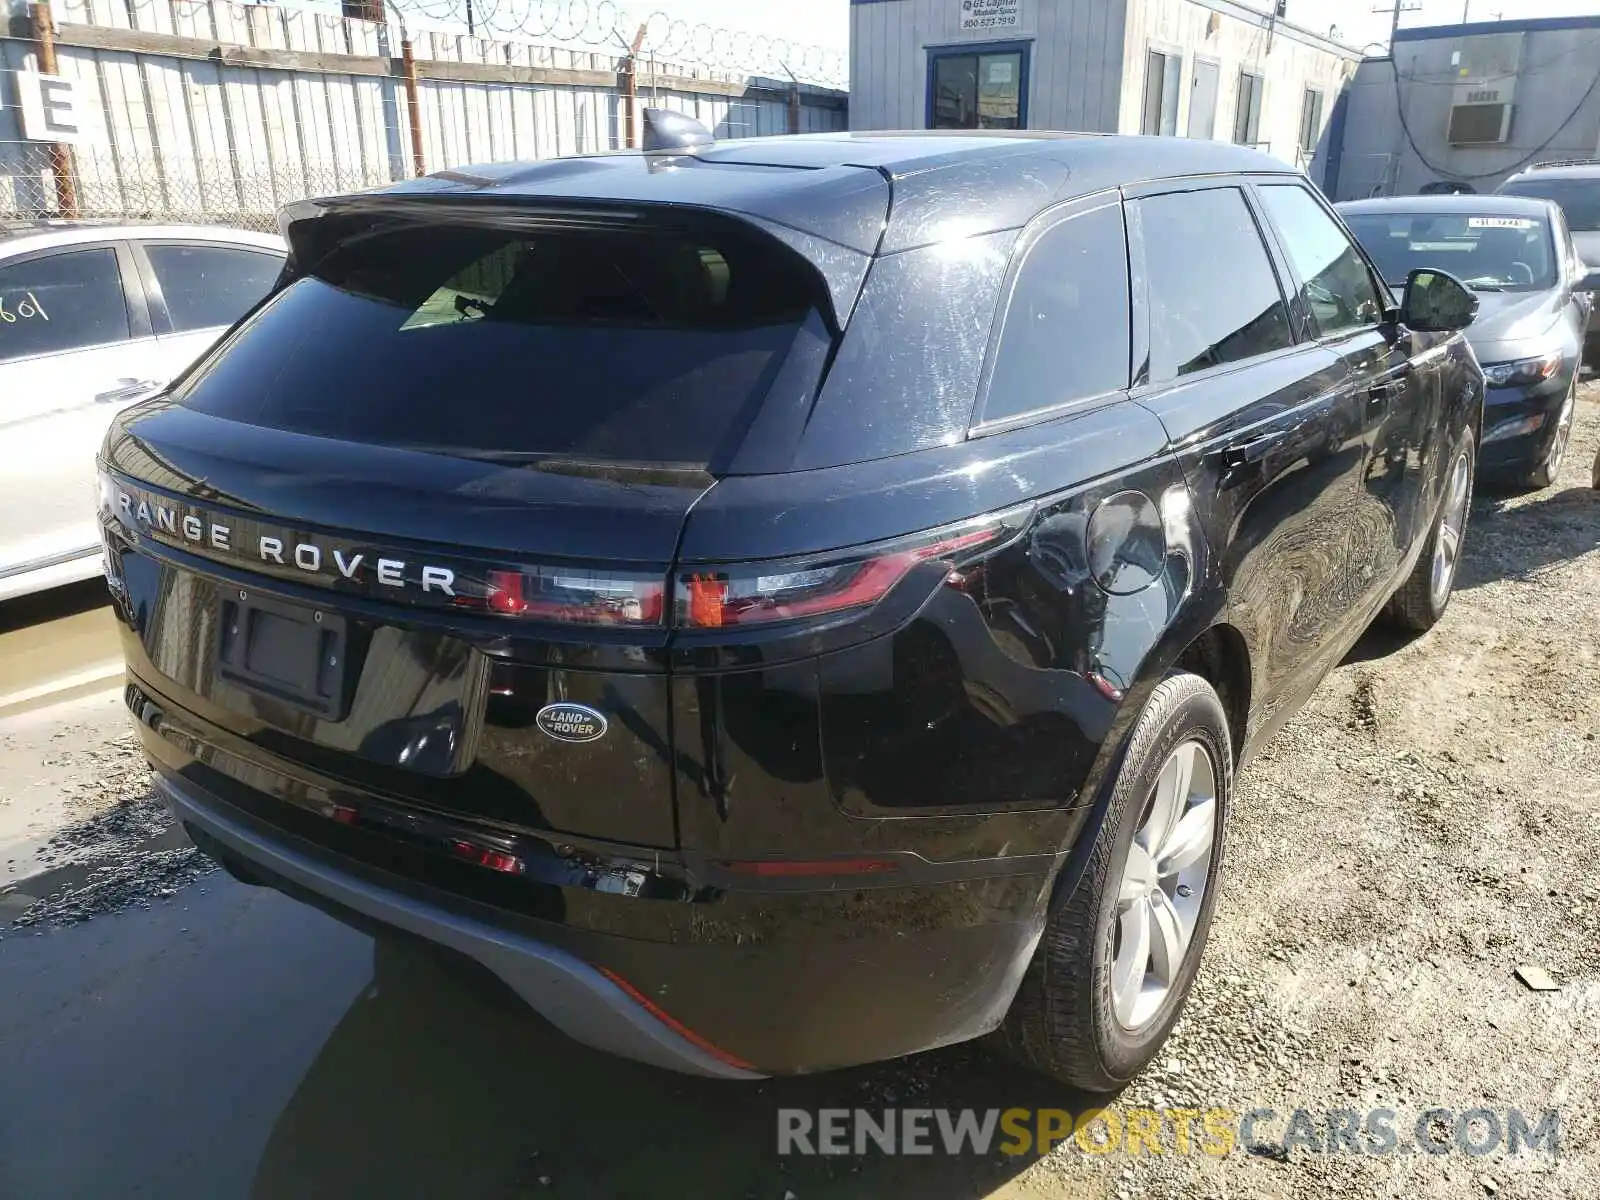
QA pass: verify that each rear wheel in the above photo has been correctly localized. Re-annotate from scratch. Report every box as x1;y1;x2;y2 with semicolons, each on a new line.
1520;375;1576;490
1387;431;1474;632
1000;672;1231;1092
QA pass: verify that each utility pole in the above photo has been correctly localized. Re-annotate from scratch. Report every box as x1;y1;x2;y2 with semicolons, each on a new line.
30;2;78;218
1372;0;1422;50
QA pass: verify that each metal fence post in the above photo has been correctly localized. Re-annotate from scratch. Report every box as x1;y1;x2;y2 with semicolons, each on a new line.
30;1;80;217
617;23;648;149
400;37;426;176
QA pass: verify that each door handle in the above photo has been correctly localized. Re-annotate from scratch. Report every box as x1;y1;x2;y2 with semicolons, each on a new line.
1222;430;1288;469
1368;379;1405;407
95;378;164;405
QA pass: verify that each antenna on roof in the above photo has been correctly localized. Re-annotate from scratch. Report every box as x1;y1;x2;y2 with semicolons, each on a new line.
641;108;714;153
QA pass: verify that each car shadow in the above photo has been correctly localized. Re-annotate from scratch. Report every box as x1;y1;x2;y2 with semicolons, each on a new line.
1455;486;1599;593
249;938;1099;1200
0;579;109;633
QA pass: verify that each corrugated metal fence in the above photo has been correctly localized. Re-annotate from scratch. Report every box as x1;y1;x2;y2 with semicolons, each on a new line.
0;0;848;229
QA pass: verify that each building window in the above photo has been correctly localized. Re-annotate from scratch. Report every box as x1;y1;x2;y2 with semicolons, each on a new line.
1233;71;1264;146
1142;49;1182;137
927;42;1029;129
1299;87;1325;158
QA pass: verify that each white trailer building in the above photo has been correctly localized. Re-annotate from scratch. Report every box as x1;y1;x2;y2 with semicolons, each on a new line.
849;0;1362;187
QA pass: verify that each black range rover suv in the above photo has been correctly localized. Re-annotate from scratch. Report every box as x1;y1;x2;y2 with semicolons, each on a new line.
99;125;1485;1090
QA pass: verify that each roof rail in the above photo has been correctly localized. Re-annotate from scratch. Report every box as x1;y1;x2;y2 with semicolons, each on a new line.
1524;157;1600;171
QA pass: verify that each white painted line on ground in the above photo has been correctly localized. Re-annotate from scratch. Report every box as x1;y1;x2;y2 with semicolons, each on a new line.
0;660;125;715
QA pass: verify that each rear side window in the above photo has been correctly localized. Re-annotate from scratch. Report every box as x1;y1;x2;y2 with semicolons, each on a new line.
175;221;825;468
1133;187;1292;382
0;248;130;364
1257;184;1384;336
981;201;1130;424
147;244;282;333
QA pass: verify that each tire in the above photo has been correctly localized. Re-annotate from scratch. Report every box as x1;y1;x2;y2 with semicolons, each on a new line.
1386;430;1475;633
1591;442;1600;491
1000;671;1232;1092
1518;375;1576;490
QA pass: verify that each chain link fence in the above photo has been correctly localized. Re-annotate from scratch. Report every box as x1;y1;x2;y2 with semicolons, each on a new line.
0;1;846;229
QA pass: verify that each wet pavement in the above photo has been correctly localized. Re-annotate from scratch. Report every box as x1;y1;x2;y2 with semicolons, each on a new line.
0;876;1074;1200
0;582;1074;1200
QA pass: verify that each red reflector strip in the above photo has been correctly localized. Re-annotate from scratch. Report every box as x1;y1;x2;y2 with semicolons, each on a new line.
722;858;900;877
450;839;524;875
596;967;758;1072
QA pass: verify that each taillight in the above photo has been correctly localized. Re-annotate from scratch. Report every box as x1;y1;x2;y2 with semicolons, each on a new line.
673;519;1019;630
479;566;666;626
451;512;1024;629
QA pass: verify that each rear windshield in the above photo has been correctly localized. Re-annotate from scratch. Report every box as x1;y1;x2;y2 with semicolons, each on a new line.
1498;178;1600;231
174;219;826;468
1342;212;1556;292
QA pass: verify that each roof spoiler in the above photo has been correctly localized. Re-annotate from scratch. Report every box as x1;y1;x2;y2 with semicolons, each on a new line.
274;192;870;333
640;107;714;153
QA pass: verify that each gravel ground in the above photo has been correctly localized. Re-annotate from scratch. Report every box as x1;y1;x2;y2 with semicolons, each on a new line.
0;726;213;932
2;386;1597;1199
1018;381;1600;1198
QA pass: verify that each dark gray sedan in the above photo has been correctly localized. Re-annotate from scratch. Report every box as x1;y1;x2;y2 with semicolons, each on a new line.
1338;194;1598;489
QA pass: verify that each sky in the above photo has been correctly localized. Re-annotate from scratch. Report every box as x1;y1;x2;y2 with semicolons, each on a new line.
1281;0;1600;50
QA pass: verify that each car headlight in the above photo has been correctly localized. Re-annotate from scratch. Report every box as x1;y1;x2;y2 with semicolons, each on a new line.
1482;350;1562;388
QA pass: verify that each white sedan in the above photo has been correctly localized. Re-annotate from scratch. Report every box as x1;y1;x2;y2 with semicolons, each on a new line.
0;222;285;601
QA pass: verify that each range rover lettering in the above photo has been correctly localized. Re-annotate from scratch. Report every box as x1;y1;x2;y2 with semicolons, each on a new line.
100;120;1485;1089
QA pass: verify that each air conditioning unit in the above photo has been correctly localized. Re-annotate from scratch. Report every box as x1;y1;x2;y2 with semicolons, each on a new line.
1448;101;1513;145
1446;33;1520;145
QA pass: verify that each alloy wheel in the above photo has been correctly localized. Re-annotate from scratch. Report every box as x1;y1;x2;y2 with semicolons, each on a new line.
1111;739;1217;1030
1430;448;1471;610
1545;380;1576;481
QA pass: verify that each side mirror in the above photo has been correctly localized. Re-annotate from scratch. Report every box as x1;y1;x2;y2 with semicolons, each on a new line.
1577;266;1600;293
1399;268;1479;332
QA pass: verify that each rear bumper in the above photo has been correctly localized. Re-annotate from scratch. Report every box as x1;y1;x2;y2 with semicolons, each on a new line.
144;711;1053;1077
158;769;764;1079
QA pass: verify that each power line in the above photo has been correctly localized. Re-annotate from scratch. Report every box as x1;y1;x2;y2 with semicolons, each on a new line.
1387;55;1600;182
1395;34;1600;85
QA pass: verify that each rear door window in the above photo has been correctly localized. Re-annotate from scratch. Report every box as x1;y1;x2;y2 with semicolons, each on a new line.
1132;186;1293;382
146;243;283;332
0;248;130;364
175;221;826;469
980;200;1131;425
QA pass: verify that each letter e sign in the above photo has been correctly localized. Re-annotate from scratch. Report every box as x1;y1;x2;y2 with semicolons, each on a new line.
17;71;91;144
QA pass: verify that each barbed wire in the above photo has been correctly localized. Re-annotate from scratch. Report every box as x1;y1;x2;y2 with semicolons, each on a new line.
50;0;848;87
394;0;847;86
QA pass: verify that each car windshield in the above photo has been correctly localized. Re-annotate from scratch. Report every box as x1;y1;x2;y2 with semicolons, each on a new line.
1498;177;1600;231
1342;212;1557;292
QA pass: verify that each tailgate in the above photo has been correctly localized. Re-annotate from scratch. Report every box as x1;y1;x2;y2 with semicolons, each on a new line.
102;410;702;849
